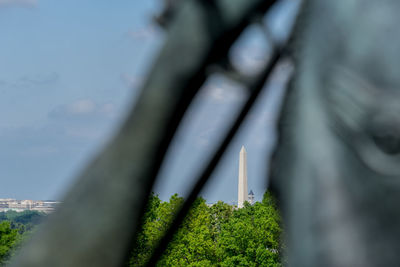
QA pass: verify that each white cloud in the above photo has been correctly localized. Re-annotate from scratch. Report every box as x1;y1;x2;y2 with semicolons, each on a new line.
126;25;158;41
49;99;116;120
68;99;96;115
120;73;143;89
0;0;37;8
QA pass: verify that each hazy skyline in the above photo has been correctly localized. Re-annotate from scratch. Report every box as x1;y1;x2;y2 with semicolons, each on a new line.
0;0;299;203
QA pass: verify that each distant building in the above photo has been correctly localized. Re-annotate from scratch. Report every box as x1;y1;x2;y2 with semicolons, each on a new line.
0;199;60;213
248;190;255;205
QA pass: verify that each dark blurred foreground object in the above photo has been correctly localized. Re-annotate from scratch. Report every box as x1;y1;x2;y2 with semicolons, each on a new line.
271;0;400;266
8;0;400;266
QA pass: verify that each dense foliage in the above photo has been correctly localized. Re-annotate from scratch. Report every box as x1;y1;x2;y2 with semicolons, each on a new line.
130;191;283;266
0;210;46;232
0;196;282;266
0;221;21;265
0;211;46;265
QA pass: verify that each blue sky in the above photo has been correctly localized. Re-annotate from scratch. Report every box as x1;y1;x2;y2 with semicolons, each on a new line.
0;0;299;203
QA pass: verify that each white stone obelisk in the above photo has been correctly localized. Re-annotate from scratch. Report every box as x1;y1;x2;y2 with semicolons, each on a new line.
238;146;248;208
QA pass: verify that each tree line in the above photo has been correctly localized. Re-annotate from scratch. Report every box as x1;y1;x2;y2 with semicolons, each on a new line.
0;210;46;265
0;192;283;266
130;191;283;266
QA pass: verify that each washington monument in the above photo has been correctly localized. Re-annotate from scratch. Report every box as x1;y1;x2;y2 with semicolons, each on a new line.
238;146;248;208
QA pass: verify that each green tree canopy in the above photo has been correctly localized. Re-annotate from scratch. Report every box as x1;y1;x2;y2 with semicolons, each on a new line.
0;221;21;265
129;191;283;267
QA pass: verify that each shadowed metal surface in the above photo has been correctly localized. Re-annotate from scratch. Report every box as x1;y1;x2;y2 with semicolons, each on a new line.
271;0;400;266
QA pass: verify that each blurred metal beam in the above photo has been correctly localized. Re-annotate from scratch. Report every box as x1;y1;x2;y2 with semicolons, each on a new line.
271;0;400;266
